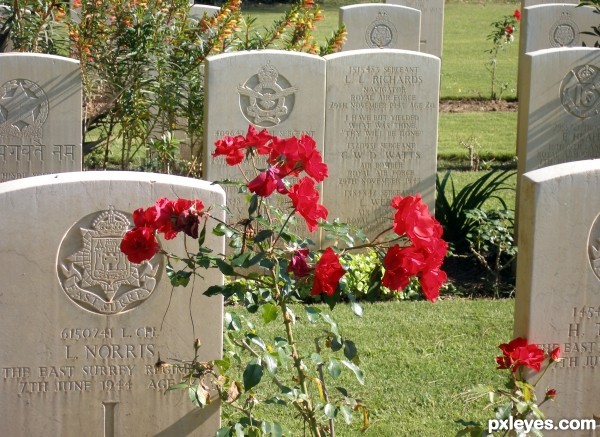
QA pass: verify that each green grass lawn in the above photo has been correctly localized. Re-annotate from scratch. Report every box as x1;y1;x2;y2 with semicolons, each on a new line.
438;111;517;162
222;298;515;436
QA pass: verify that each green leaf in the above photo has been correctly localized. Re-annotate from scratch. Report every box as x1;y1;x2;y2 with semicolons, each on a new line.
310;353;323;365
495;402;512;420
248;194;259;216
261;421;284;437
204;282;244;299
327;359;342;380
342;359;365;385
305;306;321;323
224;312;242;331
340;405;353;424
515;400;529;414
247;333;266;351
188;384;208;407
166;265;192;287
324;403;337;419
214;356;231;373
198;221;207;246
216;427;232;437
343;340;358;361
263;353;278;376
253;229;273;243
351;301;363;317
262;303;278;324
243;358;263;391
215;259;236;276
320;313;340;337
231;252;252;268
330;337;343;352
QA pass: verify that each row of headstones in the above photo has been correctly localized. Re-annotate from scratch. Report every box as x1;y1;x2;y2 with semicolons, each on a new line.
2;4;600;433
515;2;600;431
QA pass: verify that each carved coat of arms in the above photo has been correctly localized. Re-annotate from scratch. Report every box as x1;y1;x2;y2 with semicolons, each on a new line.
58;207;161;315
238;63;297;127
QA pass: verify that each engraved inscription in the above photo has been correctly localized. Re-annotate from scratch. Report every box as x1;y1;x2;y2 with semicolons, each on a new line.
539;306;600;369
57;207;162;315
238;63;297;127
0;79;49;144
560;64;600;119
365;11;397;48
327;63;436;234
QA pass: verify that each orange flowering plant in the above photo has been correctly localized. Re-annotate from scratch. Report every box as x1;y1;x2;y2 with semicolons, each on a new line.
121;126;448;436
457;337;560;436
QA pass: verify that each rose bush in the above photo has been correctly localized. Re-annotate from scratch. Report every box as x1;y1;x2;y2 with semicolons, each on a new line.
486;9;521;100
458;337;560;436
121;126;448;436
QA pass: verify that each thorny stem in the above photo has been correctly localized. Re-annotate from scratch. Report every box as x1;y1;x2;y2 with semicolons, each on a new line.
315;337;335;437
277;285;322;437
271;208;297;249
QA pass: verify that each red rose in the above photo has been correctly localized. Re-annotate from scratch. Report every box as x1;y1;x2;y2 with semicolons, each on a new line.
505;25;514;35
496;338;545;373
550;347;561;362
213;134;246;166
150;197;177;239
288;177;328;232
310;247;345;296
288;248;311;278
120;226;159;263
172;199;204;239
545;388;557;400
244;124;273;155
133;207;150;228
391;194;442;247
269;136;301;176
382;245;426;291
247;167;288;197
514;9;521;21
419;268;446;302
298;134;328;182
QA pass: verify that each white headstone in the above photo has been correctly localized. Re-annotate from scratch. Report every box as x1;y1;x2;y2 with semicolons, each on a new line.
516;48;600;185
0;54;82;182
0;171;224;436
518;4;598;99
203;50;326;234
323;49;440;235
521;4;597;52
521;0;577;9
385;0;444;59
190;4;220;19
515;160;600;431
339;4;421;52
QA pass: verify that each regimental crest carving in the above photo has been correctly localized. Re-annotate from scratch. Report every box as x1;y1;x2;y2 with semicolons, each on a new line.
57;207;162;315
365;11;397;48
238;63;297;127
549;16;579;48
560;64;600;119
0;79;49;144
588;213;600;281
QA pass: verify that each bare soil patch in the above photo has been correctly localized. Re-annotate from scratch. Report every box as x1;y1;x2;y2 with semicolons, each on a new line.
440;99;518;113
